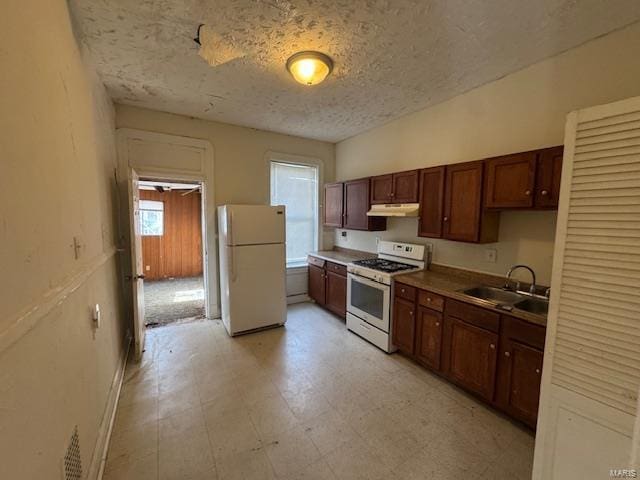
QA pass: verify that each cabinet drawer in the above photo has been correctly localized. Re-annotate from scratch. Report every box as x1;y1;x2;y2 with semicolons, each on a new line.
446;299;499;333
307;255;326;268
501;315;546;350
418;290;445;312
395;283;416;302
326;261;347;276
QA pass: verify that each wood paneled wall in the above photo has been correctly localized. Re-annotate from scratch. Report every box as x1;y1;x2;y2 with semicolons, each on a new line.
140;189;203;280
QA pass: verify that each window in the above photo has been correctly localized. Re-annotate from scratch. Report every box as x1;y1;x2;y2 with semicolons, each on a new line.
139;200;164;236
270;161;319;267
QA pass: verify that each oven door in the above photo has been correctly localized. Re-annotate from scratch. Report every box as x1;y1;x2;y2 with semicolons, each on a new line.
347;273;390;332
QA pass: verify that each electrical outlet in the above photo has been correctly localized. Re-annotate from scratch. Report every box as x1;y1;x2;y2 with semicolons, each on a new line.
485;248;497;263
340;230;347;238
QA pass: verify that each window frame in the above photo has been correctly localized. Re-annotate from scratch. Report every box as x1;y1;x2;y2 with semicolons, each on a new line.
267;152;324;268
139;199;165;236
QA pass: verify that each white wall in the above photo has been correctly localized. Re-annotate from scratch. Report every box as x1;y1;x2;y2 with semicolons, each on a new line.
334;21;640;286
115;106;336;302
115;105;335;211
0;1;126;478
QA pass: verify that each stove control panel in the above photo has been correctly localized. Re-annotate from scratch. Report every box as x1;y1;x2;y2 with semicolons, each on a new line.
378;241;425;261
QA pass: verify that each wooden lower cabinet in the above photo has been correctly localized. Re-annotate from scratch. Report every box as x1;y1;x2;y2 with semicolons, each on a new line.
308;264;326;305
325;271;347;317
415;307;442;370
443;317;498;401
393;284;545;427
495;315;546;427
497;339;543;427
392;296;416;355
308;257;347;319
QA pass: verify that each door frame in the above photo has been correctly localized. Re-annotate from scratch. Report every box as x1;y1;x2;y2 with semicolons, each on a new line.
117;129;217;345
137;175;210;317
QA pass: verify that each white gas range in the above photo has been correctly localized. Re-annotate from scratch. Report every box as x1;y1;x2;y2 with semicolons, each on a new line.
346;241;427;353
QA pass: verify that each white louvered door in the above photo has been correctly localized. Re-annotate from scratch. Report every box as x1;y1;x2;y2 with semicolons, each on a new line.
533;96;640;480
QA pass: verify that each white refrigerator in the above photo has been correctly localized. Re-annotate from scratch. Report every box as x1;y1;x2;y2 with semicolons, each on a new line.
217;204;287;336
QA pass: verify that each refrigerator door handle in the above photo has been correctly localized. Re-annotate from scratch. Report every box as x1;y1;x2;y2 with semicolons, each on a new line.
230;246;237;282
228;210;234;246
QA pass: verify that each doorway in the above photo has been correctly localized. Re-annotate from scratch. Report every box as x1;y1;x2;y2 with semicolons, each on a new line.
138;179;206;328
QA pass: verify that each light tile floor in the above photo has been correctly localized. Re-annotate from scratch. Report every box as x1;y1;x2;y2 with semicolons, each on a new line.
104;303;535;480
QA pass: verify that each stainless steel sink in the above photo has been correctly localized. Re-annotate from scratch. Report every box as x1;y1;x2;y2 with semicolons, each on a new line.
514;298;549;315
462;286;526;305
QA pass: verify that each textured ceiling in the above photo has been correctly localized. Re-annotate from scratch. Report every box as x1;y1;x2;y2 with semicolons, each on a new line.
70;0;640;142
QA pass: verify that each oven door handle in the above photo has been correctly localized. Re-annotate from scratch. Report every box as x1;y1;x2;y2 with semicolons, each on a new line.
347;273;389;290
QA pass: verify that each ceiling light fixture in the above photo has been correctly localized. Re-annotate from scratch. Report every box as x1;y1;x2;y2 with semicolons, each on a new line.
286;51;333;86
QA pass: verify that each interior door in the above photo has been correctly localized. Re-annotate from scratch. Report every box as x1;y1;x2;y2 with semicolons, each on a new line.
128;168;145;360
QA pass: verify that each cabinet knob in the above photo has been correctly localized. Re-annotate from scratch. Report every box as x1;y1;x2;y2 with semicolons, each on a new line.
490;344;496;349
541;190;549;196
435;322;440;327
409;311;413;316
536;368;541;374
525;190;531;196
443;216;449;221
426;297;432;303
504;351;511;357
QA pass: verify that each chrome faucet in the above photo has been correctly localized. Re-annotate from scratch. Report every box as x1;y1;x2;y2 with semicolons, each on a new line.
505;264;537;294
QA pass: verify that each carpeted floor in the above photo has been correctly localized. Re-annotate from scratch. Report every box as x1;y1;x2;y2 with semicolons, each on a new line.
143;276;205;328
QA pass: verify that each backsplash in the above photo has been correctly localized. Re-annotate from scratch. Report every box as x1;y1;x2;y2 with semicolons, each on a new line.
333;210;557;286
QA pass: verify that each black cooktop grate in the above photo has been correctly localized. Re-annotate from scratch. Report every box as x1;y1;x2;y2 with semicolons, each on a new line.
352;258;416;273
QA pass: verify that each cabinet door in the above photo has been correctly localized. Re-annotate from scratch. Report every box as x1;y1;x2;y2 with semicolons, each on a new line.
392;297;416;355
535;146;563;208
443;161;484;242
500;339;544;427
370;174;393;204
325;271;347;318
484;152;537;208
324;182;344;227
444;316;498;401
418;166;445;238
415;307;443;370
344;179;386;231
308;264;326;305
392;170;419;203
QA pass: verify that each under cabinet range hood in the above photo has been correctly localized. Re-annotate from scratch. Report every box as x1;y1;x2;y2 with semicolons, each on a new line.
366;203;420;217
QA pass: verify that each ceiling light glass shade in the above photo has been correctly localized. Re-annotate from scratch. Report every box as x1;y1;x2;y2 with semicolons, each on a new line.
286;51;333;86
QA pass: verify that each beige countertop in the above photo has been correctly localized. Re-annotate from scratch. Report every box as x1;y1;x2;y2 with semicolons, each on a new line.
395;265;547;327
308;248;375;266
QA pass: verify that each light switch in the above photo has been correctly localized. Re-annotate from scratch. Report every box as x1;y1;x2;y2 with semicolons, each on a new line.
485;248;497;263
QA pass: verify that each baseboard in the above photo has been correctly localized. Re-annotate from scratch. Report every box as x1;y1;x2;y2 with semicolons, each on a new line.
88;335;131;480
287;294;310;305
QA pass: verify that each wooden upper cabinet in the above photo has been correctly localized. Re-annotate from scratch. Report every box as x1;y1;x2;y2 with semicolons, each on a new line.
370;170;419;204
392;170;419;203
444;316;499;401
324;182;344;227
418;166;445;238
344;178;386;231
535;146;564;208
443;161;499;243
370;174;393;204
485;152;537;208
